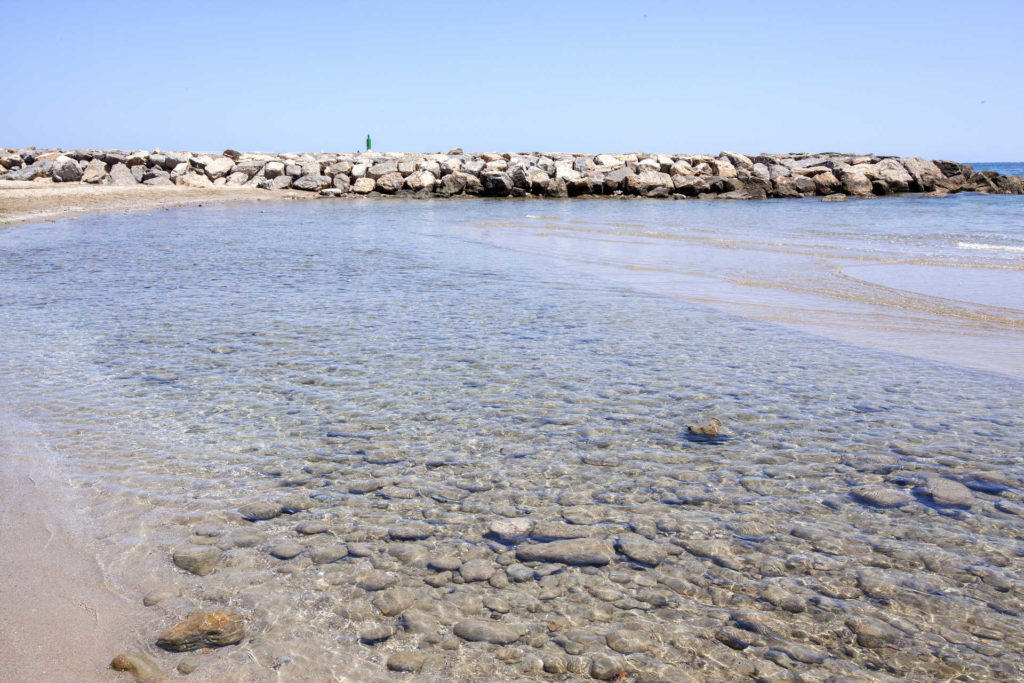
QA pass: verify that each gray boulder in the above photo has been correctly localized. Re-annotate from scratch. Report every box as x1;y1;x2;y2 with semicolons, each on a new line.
268;175;292;190
204;156;235;180
292;174;332;192
7;159;53;181
50;155;83;182
224;172;249;186
673;175;709;196
107;163;138;186
367;160;398;180
81;159;108;184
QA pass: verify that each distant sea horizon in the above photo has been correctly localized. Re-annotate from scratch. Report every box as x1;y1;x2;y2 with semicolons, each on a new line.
969;161;1024;176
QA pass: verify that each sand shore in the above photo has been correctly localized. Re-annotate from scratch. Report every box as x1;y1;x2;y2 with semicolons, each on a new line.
0;179;312;227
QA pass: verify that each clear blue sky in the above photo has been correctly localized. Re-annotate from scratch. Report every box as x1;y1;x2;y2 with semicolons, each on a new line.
3;0;1022;160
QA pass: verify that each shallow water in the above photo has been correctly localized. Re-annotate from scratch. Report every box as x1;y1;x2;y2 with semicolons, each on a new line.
1;199;1023;681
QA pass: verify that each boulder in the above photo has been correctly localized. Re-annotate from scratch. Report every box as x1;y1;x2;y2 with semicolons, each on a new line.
673;175;709;196
125;150;149;167
352;177;376;194
902;157;943;192
628;170;674;197
50;155;83;182
603;167;633;193
268;175;293;190
325;160;354;177
367;160;398;179
332;174;351;191
841;170;873;197
203;156;235;180
263;161;286;179
161;151;188;170
874;158;913;193
81;159;109;184
528;167;552;195
404;169;436;192
711;157;738;178
594;154;624;169
107;163;138;186
375;171;405;194
6;159;52;181
813;171;841;195
179;171;213;188
721;150;754;169
224;172;249;186
222;148;242;160
480;171;513;196
157;610;245;652
292;174;332;191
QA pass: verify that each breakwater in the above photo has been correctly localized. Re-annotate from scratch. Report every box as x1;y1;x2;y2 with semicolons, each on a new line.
4;147;1023;199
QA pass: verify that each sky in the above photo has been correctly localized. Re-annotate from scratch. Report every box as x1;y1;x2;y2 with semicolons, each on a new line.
2;0;1022;160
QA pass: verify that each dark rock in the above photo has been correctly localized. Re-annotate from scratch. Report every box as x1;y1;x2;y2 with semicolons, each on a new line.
156;610;246;651
7;159;53;181
50;155;82;182
481;171;514;196
222;149;241;160
515;539;615;566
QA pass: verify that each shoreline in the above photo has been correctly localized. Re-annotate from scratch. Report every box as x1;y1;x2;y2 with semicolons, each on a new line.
0;180;312;227
0;414;151;682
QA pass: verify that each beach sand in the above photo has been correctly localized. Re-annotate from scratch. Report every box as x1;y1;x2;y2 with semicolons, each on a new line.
0;179;314;227
0;418;152;682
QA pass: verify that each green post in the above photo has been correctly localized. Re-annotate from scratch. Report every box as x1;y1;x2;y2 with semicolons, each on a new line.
366;134;372;151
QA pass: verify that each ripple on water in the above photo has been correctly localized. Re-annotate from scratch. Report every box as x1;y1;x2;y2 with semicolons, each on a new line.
0;201;1023;681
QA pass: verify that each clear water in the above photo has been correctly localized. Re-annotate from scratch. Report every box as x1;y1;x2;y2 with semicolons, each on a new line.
1;198;1023;681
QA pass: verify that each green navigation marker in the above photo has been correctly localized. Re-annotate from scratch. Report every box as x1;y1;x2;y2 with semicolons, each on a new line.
366;134;372;151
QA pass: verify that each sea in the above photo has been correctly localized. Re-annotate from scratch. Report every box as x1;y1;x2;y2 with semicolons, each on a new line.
0;188;1022;681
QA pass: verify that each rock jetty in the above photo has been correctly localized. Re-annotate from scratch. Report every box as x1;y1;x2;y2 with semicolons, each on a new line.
3;147;1022;199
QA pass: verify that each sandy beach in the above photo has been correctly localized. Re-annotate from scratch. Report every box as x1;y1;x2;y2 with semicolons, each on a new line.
0;179;312;227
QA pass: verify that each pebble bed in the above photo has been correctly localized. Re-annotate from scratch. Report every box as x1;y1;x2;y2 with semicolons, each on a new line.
1;201;1022;681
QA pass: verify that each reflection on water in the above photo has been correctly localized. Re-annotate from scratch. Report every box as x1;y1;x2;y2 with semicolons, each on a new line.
0;199;1023;681
454;195;1024;377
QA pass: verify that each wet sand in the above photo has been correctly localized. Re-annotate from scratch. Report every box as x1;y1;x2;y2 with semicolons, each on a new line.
0;179;311;227
0;417;151;682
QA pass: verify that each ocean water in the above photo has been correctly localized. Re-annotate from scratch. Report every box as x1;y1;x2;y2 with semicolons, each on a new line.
1;197;1023;681
971;161;1024;177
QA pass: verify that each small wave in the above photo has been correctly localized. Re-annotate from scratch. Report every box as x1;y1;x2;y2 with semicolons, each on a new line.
956;241;1024;253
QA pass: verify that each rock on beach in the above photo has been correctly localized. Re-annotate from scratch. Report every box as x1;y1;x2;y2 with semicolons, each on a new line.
156;610;246;651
